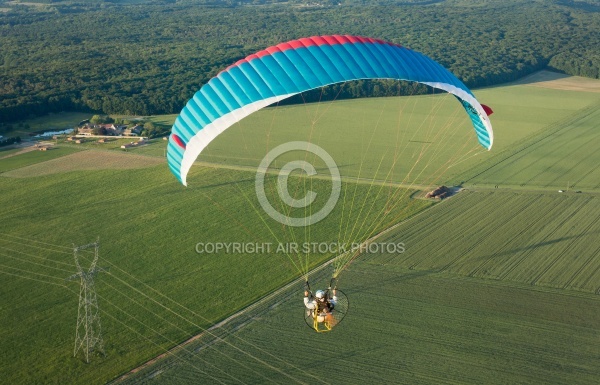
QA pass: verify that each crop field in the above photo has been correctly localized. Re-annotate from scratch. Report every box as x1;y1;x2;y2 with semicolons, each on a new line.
3;149;164;178
121;261;600;385
459;103;600;190
513;70;600;92
129;76;600;187
119;188;600;385
0;147;26;158
119;76;600;384
122;92;489;183
370;190;600;293
0;162;429;384
1;74;600;384
0;146;81;173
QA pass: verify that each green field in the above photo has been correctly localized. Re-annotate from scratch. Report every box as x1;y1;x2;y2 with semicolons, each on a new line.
0;163;428;384
121;78;600;384
0;147;24;157
368;190;600;293
0;146;81;173
120;189;600;384
121;265;599;384
1;75;599;384
130;83;600;188
459;104;600;190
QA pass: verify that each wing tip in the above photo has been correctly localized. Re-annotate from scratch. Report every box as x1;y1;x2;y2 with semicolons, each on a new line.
481;104;494;116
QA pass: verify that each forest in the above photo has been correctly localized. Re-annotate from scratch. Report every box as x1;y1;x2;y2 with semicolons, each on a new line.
0;0;598;125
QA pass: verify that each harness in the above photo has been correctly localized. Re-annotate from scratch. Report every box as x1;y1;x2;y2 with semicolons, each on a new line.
316;297;333;313
303;278;348;333
306;278;336;314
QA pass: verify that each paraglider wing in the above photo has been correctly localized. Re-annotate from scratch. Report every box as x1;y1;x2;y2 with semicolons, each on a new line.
167;35;494;186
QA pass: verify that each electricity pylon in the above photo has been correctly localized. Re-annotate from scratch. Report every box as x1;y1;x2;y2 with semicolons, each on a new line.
66;239;107;363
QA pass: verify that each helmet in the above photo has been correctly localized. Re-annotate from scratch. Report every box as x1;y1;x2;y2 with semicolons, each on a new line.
315;290;325;299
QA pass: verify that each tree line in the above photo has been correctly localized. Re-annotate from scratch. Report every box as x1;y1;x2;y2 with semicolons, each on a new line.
0;0;598;123
0;136;22;147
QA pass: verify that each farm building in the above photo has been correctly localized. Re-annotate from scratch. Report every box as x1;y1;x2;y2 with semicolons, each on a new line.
123;125;143;136
78;127;94;136
78;123;128;136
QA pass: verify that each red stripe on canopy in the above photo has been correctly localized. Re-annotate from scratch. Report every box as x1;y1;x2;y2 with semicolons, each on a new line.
171;134;186;149
220;35;402;74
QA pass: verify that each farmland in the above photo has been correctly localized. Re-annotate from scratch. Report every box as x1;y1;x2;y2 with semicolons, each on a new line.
1;73;599;384
512;71;600;92
121;263;600;384
0;146;81;173
0;147;25;158
459;103;600;190
2;150;164;178
130;76;600;188
121;189;600;384
0;162;429;384
368;190;600;294
120;75;600;384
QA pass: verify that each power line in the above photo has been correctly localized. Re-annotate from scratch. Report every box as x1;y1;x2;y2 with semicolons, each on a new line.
66;238;107;363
